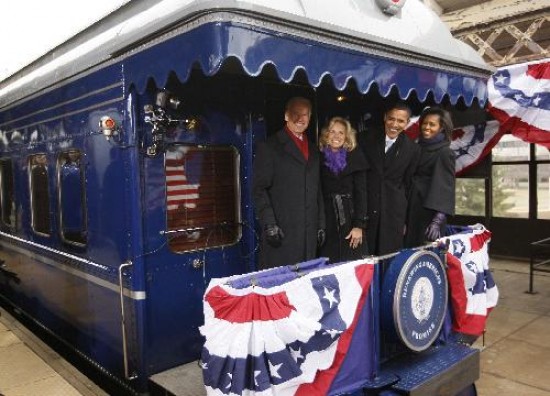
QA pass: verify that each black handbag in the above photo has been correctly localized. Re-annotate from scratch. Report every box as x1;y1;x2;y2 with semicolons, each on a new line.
332;194;354;230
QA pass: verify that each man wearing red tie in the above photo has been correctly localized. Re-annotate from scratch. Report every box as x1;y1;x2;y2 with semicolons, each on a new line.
253;97;325;269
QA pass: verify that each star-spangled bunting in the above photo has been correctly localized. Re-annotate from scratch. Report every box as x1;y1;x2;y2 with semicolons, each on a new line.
404;118;503;175
488;60;550;148
402;61;550;174
450;120;502;175
444;224;499;336
200;227;499;394
200;258;375;396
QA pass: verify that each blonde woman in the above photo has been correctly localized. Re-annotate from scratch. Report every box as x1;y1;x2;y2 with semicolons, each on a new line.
319;117;368;262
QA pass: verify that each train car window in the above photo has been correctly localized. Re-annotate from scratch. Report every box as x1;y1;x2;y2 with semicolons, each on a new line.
165;145;241;252
57;150;87;246
29;154;51;236
0;158;16;229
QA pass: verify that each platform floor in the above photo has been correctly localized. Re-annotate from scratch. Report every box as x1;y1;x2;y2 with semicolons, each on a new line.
0;257;549;396
0;308;107;396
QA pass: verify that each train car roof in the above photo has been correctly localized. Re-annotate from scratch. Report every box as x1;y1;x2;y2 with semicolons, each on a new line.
0;0;494;108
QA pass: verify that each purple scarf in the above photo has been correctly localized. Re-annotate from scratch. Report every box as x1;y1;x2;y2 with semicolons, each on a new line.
323;147;347;175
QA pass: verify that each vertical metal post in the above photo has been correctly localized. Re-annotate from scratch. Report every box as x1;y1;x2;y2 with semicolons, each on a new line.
528;243;535;294
119;260;137;380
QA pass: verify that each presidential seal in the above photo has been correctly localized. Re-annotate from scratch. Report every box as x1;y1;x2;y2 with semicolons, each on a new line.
381;249;448;352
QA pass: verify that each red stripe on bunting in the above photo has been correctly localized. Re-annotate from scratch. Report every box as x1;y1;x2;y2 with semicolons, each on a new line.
405;119;505;176
446;253;469;332
295;263;374;396
204;285;295;323
488;105;550;149
469;230;492;252
527;63;550;80
455;127;504;177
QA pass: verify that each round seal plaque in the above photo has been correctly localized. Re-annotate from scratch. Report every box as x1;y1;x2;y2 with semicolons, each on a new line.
381;249;448;352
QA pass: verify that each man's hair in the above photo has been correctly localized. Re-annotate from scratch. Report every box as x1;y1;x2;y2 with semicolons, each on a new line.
285;96;312;112
385;101;412;118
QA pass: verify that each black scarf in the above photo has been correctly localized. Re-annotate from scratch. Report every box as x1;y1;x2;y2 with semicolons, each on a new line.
419;132;446;147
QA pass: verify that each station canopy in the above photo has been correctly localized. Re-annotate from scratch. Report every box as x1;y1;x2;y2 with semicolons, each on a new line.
0;0;494;108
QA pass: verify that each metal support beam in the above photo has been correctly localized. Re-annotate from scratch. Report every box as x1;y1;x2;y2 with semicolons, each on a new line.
441;0;550;33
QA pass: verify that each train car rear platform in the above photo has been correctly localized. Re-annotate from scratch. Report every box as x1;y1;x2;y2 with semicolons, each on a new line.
1;257;550;396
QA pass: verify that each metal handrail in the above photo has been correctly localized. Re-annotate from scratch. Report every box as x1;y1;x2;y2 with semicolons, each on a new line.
118;260;137;380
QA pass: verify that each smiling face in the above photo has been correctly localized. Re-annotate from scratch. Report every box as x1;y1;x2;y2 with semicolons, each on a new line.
327;121;346;151
420;114;442;140
285;100;311;135
384;108;410;139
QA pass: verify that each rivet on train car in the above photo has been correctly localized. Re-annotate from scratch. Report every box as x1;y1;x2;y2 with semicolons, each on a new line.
192;258;203;269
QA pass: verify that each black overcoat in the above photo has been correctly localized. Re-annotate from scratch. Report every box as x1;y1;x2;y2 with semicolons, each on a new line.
405;140;456;248
253;129;325;269
359;129;420;255
319;148;368;263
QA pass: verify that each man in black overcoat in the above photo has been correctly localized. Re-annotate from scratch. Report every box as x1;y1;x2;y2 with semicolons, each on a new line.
358;103;420;255
253;97;325;269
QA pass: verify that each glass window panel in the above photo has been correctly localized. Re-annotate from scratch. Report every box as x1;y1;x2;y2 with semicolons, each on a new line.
455;178;485;216
58;150;87;246
492;164;528;218
0;159;16;229
535;144;550;160
166;145;241;252
492;134;530;162
29;154;51;235
538;164;550;220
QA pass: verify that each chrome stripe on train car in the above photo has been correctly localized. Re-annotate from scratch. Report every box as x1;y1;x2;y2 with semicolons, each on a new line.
0;231;146;300
0;82;123;128
6;97;124;132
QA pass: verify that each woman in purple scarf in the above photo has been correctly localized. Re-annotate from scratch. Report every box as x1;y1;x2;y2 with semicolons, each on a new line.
319;117;369;263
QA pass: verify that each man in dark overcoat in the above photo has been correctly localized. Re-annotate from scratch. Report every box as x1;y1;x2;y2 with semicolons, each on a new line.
359;103;420;255
253;97;325;269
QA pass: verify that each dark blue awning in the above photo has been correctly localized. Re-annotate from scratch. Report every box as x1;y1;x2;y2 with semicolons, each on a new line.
126;22;488;106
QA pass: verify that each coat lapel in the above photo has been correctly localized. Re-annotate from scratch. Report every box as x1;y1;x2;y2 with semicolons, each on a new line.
384;133;405;169
278;129;307;164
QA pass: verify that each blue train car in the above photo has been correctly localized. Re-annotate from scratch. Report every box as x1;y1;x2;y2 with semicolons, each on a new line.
0;0;492;394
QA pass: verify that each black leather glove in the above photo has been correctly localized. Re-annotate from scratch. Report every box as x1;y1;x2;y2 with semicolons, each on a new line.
265;224;284;247
425;212;446;241
317;229;326;248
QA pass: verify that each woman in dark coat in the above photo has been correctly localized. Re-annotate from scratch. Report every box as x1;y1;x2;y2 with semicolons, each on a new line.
405;107;456;247
319;117;368;263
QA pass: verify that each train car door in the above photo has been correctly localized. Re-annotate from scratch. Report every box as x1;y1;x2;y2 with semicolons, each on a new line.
137;70;262;373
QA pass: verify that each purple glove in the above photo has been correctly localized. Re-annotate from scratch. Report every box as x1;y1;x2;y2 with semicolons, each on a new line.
425;212;446;241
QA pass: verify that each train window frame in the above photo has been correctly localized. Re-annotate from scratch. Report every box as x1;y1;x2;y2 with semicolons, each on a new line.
491;135;550;220
165;144;242;253
0;158;16;230
28;153;51;236
57;150;88;247
455;177;486;217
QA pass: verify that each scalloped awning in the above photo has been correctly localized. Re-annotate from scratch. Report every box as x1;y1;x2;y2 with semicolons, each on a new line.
125;22;488;106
